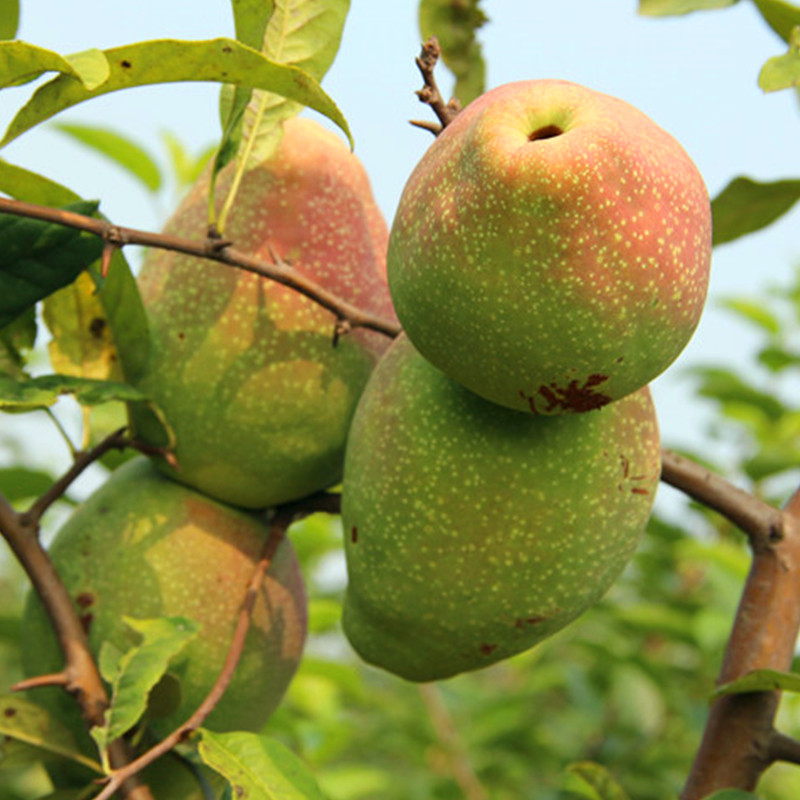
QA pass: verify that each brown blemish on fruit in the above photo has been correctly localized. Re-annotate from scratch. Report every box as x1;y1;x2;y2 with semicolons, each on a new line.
75;592;94;610
4;706;16;717
520;374;611;413
351;526;358;543
479;643;497;655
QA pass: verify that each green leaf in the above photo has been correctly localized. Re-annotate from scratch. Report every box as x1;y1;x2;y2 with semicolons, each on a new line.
419;0;488;105
0;372;149;411
239;0;351;168
160;131;214;189
43;270;123;381
0;158;80;205
197;730;326;799
715;668;800;696
0;200;103;328
54;122;163;192
1;38;351;150
757;344;800;372
0;0;19;40
90;616;200;752
759;25;800;90
711;176;800;245
638;0;738;15
233;0;275;49
690;366;787;421
0;305;36;378
718;297;781;334
566;761;630;800
752;0;800;42
0;694;103;774
743;445;800;480
704;791;762;799
0;466;55;502
0;41;109;90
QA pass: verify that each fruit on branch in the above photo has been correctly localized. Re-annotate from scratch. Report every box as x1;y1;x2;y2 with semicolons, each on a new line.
21;457;307;738
341;335;660;682
387;79;712;414
129;116;396;509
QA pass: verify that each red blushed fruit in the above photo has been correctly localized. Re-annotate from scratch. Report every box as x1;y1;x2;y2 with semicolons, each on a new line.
388;79;712;414
130;116;397;509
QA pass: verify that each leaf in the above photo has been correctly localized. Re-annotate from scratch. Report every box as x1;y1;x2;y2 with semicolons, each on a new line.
743;446;800;480
0;41;109;90
0;694;102;774
43;270;123;381
91;616;200;752
752;0;800;42
197;730;326;799
757;344;800;372
0;0;19;40
703;791;762;799
0;158;80;205
54;122;163;192
1;38;351;150
718;297;781;334
419;0;488;105
566;761;630;800
711;176;800;245
0;200;103;328
0;372;149;411
638;0;738;14
689;366;787;421
238;0;351;168
160;131;214;189
233;0;275;49
0;466;55;502
714;668;800;696
759;25;800;90
0;305;36;378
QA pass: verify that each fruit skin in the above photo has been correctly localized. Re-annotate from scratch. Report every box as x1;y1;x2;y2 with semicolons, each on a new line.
130;116;396;509
341;335;660;682
387;79;711;414
21;457;307;738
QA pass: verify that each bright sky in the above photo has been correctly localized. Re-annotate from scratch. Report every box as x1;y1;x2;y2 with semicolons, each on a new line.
2;0;799;489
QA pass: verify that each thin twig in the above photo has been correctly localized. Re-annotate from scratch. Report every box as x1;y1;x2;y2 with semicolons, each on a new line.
0;197;401;340
767;730;800;766
413;37;461;134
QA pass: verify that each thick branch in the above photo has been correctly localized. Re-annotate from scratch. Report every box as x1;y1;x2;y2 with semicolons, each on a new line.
0;197;401;340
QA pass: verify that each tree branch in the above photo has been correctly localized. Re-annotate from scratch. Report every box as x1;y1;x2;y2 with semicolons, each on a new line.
0;197;401;340
410;37;462;135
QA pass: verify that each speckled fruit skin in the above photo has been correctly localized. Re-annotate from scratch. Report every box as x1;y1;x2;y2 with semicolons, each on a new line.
388;79;711;414
21;458;307;738
130;117;396;509
341;335;660;682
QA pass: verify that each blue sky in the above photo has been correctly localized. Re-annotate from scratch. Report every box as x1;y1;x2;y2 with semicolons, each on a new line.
2;0;799;468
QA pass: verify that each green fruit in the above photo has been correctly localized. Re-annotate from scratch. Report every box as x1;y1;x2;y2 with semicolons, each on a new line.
341;335;660;682
22;458;307;737
130;117;396;509
388;79;711;414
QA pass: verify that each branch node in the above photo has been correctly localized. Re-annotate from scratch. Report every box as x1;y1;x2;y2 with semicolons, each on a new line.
413;36;460;132
332;317;352;348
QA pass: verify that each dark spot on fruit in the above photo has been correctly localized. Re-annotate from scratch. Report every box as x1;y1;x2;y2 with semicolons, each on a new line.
177;332;186;340
631;487;651;495
615;356;625;363
521;374;611;413
120;59;132;68
479;643;497;655
89;317;106;338
529;124;563;142
620;455;630;478
80;612;94;635
351;526;358;543
3;707;16;717
75;592;94;610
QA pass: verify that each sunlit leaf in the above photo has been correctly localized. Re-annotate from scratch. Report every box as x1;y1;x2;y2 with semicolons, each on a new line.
718;297;781;334
0;372;148;411
54;122;163;192
0;0;19;40
567;761;631;800
638;0;738;15
232;0;274;49
160;131;215;189
0;200;102;328
198;729;326;799
715;667;800;696
0;694;102;774
91;616;200;752
0;40;109;90
0;466;54;503
743;446;800;480
711;175;800;245
690;366;787;421
0;158;80;205
1;38;351;150
759;25;800;90
757;344;800;372
419;0;488;105
752;0;800;43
